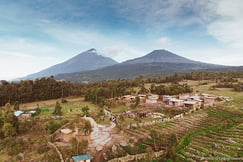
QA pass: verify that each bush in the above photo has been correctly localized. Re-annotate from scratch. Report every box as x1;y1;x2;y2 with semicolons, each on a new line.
61;98;68;103
123;146;132;154
135;142;147;153
45;120;65;134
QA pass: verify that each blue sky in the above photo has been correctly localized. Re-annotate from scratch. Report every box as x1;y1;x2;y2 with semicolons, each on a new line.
0;0;243;80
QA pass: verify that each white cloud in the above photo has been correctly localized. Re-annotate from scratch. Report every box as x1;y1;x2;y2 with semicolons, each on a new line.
43;26;110;46
180;48;243;66
100;45;147;62
0;38;59;54
0;51;34;58
206;0;243;49
0;50;59;80
44;25;150;62
0;38;65;80
155;37;171;47
113;0;210;30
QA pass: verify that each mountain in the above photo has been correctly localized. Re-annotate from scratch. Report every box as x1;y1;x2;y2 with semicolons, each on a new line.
122;49;198;64
23;48;118;79
55;49;229;82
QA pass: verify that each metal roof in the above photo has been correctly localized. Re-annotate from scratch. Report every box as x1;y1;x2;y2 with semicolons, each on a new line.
72;154;93;161
14;110;23;117
61;129;72;134
184;101;197;104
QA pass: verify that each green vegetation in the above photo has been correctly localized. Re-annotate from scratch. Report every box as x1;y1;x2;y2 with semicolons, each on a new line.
45;119;66;134
82;106;90;116
0;71;242;161
1;103;18;138
151;83;193;95
0;77;82;106
175;107;242;161
13;101;19;110
52;101;62;115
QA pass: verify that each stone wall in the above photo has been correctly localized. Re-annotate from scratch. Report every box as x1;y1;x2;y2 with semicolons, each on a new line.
125;113;185;130
108;150;165;162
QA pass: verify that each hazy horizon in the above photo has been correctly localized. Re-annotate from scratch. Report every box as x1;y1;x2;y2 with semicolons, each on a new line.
0;0;243;80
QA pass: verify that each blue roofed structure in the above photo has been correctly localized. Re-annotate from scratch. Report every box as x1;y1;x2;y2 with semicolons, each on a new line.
72;154;93;162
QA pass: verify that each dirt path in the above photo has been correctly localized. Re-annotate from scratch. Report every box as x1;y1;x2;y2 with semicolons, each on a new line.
89;121;127;161
89;122;116;149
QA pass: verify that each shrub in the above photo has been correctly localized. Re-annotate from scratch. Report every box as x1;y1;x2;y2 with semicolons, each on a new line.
123;146;132;154
45;120;65;134
135;142;147;153
61;98;68;103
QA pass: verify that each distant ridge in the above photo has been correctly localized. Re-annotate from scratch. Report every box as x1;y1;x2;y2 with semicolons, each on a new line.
22;48;118;79
55;49;229;82
122;49;197;64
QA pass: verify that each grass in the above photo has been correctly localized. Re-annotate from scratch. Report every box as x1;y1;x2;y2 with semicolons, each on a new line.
20;96;84;110
29;98;100;119
110;105;127;113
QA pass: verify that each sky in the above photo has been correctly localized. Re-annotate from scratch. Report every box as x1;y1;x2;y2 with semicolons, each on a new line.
0;0;243;80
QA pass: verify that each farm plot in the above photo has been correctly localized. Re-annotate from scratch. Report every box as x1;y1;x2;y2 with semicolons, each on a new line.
175;108;243;162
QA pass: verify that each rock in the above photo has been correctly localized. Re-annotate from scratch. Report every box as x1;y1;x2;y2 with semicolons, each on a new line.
103;153;107;160
96;146;103;152
112;145;117;152
17;153;24;160
131;123;137;129
120;141;128;147
212;143;220;149
211;152;216;156
226;138;236;144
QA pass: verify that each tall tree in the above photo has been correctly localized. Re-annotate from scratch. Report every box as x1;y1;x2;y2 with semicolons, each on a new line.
2;123;17;137
82;106;90;117
2;103;18;137
83;120;92;135
14;101;19;110
52;101;62;115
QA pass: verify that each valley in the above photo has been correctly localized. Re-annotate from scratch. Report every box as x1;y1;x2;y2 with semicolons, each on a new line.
0;75;242;161
2;1;243;162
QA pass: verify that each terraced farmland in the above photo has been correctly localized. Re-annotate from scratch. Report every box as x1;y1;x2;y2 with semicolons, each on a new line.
117;106;243;161
175;108;243;162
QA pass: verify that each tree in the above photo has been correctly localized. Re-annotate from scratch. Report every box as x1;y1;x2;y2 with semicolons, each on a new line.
2;123;17;137
2;103;18;137
0;111;3;138
35;104;41;115
83;120;92;135
52;101;62;115
138;83;147;94
135;96;140;106
14;101;19;110
82;106;90;117
45;120;63;134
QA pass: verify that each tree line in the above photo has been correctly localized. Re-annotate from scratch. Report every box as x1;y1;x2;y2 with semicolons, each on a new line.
150;83;193;95
144;71;243;84
1;71;242;106
0;77;82;106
